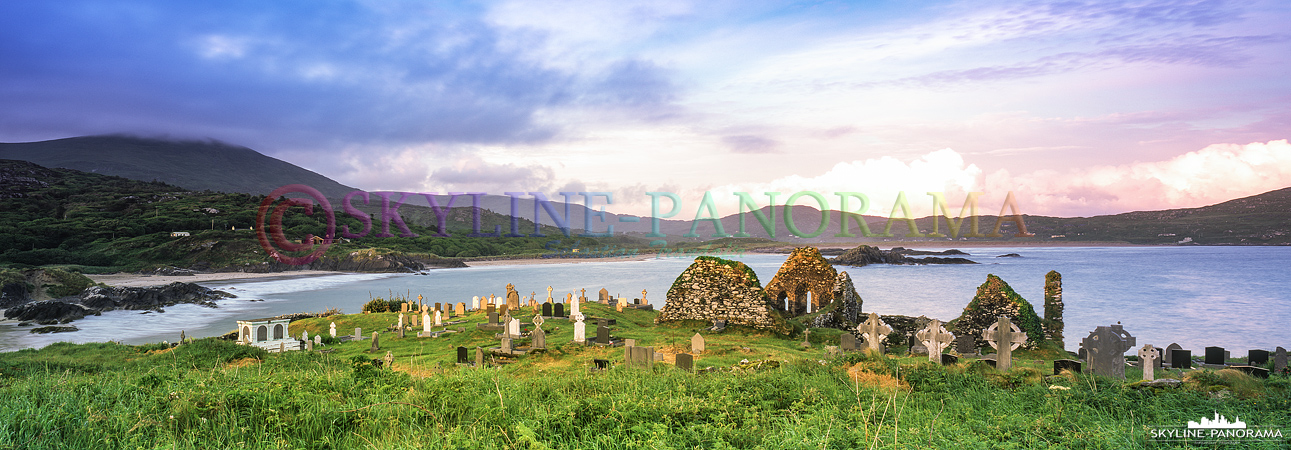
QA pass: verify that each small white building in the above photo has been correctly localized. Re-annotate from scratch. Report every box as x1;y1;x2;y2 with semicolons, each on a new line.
236;318;301;352
170;231;191;237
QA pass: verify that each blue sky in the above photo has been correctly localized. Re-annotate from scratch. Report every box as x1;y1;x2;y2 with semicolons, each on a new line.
2;0;1289;217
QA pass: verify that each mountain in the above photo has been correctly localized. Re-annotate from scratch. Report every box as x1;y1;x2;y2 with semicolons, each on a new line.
0;135;357;199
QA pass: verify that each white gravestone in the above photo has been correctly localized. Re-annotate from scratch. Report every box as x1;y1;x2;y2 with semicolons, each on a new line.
916;319;954;363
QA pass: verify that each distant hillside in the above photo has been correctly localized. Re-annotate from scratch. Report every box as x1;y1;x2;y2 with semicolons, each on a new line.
0;135;357;198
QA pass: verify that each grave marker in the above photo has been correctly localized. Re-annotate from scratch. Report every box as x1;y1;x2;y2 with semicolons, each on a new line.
456;302;466;316
856;312;892;354
423;313;432;333
916;319;954;363
457;347;469;364
546;286;554;303
1172;349;1192;369
476;347;485;368
840;333;857;351
593;359;609;370
983;317;1028;372
940;354;959;365
370;332;380;352
1164;343;1182;367
434;310;443;327
692;333;705;354
554;303;565;317
1275;347;1286;373
329;322;336;338
1138;344;1160;381
507;317;521;338
306;339;314;351
531;327;546;350
676;353;694;372
354;327;361;340
955;334;977;355
1080;324;1136;378
599;288;610;304
573;313;587;343
596;324;609;345
1249;349;1270;365
1205;346;1225;365
472;296;480;310
543;303;553;317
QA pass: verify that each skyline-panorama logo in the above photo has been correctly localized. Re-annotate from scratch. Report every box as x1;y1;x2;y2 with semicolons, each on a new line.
1148;413;1285;444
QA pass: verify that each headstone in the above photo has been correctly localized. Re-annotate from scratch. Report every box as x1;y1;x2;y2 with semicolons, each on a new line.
313;335;321;345
354;327;361;340
915;319;954;363
506;317;521;338
302;330;309;341
625;339;637;348
370;332;380;352
856;312;892;354
1164;343;1182;367
1138;344;1160;381
401;303;409;313
457;347;469;364
475;347;485;367
423;313;432;333
398;325;405;338
507;283;520;309
554;303;565;318
434;310;443;327
411;315;419;327
571;293;581;317
593;359;609;370
801;329;811;348
533;315;545;329
306;339;314;351
382;351;394;369
617;297;628;310
983;316;1028;372
676;353;694;372
1080;324;1136;378
546;285;554;303
573;313;587;343
456;302;466;316
940;353;959;365
488;305;498;325
501;337;513;353
596;325;610;345
1249;349;1270;365
840;333;858;351
435;302;442;313
1054;359;1082;374
640;289;648;305
398;313;404;328
330;322;337;338
499;305;509;317
1276;347;1287;373
598;288;610;304
1172;349;1192;369
180;330;185;342
579;288;587;304
692;333;705;354
472;296;480;310
543;303;553;317
955;334;977;355
627;346;655;369
531;327;546;350
565;293;573;305
1205;346;1225;365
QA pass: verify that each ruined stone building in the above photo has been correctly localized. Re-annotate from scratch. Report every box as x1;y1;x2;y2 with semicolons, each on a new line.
657;256;790;334
764;247;838;317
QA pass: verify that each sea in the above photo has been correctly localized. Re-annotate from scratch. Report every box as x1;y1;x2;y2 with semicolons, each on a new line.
1;246;1288;354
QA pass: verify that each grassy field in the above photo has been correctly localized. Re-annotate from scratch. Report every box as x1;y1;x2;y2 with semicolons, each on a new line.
2;302;1289;449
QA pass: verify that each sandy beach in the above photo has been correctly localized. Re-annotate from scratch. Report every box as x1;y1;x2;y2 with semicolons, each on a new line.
86;270;347;288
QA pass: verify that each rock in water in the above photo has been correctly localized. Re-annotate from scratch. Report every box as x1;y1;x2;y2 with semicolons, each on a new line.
953;274;1043;349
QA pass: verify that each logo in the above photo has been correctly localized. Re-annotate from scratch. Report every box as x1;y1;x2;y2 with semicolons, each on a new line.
1149;413;1285;444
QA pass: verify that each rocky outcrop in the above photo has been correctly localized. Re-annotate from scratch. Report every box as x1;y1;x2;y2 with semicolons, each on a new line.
831;245;976;267
765;247;838;317
3;282;232;325
952;274;1043;349
810;271;864;330
658;256;791;334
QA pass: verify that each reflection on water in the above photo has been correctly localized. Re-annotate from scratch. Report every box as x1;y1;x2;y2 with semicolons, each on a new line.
2;246;1288;353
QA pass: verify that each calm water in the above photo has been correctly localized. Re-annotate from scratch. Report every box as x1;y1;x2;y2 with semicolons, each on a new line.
2;246;1288;354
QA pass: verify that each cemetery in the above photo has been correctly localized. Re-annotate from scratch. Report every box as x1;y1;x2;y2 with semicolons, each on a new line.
2;248;1288;448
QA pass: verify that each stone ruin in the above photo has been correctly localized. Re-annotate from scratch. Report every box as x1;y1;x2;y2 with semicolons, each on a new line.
809;271;864;330
764;247;838;317
1043;270;1064;347
657;256;791;334
953;274;1043;349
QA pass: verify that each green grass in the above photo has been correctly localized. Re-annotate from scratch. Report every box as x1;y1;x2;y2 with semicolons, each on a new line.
2;303;1289;449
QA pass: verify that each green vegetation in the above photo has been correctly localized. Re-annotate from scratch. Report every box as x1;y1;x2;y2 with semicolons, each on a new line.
3;302;1287;449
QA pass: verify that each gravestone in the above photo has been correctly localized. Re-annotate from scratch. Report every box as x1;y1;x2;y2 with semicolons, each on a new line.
499;305;509;317
531;327;546;350
313;335;321;345
546;286;554;303
1138;344;1160;381
354;327;361;340
302;330;309;341
801;329;811;348
856;312;892;354
507;283;520;309
1249;349;1270;365
628;346;655;369
554;303;565;318
457;347;469;364
370;332;380;352
423;313;432;333
840;333;858;351
1080;324;1136;378
599;288;610;304
593;359;609;370
940;354;958;365
401;303;409;313
617;297;628;311
571;293;581;317
330;322;337;338
1205;346;1225;365
1231;365;1270;378
1274;347;1286;372
916;319;954;363
435;303;441;313
533;315;545;329
565;293;573;305
476;347;485;368
640;289;648;306
398;313;404;329
955;334;977;355
579;288;587;304
692;333;705;354
456;302;466;316
506;318;521;338
983;316;1028;372
1172;349;1192;369
573;313;587;343
596;325;610;345
1164;343;1182;367
625;339;636;347
542;303;553;317
398;325;404;338
382;351;394;368
676;353;694;372
1054;359;1082;374
500;337;513;353
306;339;314;351
472;296;480;310
488;305;498;325
411;315;419;327
434;310;443;327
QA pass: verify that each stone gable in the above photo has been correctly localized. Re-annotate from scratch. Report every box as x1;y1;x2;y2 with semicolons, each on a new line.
657;256;790;334
765;247;838;317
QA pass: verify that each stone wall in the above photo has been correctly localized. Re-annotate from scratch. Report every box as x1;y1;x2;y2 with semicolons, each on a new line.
952;274;1043;349
658;256;791;334
809;271;863;330
1043;270;1064;347
764;247;837;317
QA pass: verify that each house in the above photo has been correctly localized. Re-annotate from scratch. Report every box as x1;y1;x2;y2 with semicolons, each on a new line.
170;231;190;237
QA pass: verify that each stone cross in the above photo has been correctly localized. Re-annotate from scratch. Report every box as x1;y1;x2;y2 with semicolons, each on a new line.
1138;344;1160;381
641;289;648;304
571;293;581;317
916;319;954;363
983;316;1027;372
572;313;586;343
533;315;545;329
546;286;554;303
691;333;705;354
302;330;309;341
580;288;587;303
370;332;380;352
329;322;337;338
801;329;811;347
398;313;404;328
1080;324;1136;379
383;351;394;369
566;293;573;304
856;312;892;354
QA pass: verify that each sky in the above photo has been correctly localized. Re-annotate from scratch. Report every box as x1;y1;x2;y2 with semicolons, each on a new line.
1;0;1289;217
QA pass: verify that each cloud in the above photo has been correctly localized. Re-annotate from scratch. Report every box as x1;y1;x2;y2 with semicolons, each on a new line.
722;135;781;154
993;139;1291;216
429;154;557;193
